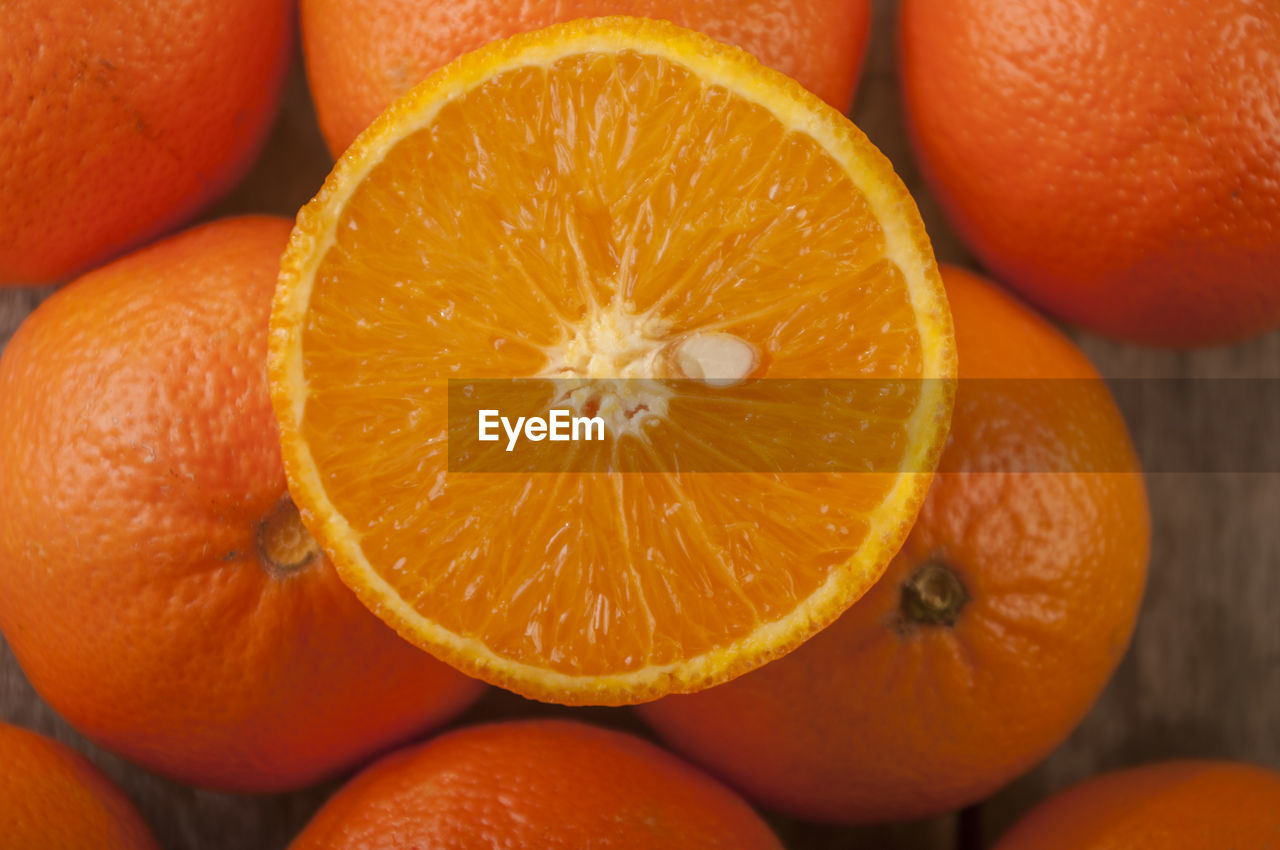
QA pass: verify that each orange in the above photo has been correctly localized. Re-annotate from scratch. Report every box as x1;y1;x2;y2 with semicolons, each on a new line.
994;761;1280;849
899;0;1280;346
270;18;956;705
0;217;485;792
638;265;1149;822
289;719;782;849
0;0;292;285
0;721;158;850
302;0;872;155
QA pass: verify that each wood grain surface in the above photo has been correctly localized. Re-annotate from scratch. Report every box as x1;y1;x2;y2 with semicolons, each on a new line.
2;2;1277;847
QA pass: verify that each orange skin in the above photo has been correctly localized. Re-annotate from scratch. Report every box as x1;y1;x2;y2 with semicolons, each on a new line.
289;720;782;849
0;0;293;285
0;722;159;850
994;761;1280;849
899;0;1280;346
638;265;1150;823
302;0;872;155
0;217;485;793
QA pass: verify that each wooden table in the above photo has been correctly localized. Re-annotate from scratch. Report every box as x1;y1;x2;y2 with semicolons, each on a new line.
3;2;1277;847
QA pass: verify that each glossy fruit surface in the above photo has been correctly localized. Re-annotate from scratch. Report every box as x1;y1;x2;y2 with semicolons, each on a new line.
271;17;955;705
289;720;782;849
994;760;1280;849
640;265;1149;822
0;0;293;285
0;721;159;850
302;0;872;154
900;0;1280;345
0;217;484;792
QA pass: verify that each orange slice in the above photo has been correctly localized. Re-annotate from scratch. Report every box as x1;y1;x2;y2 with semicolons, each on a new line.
270;17;955;705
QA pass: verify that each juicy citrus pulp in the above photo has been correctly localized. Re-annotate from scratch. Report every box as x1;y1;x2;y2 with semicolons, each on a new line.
270;17;955;704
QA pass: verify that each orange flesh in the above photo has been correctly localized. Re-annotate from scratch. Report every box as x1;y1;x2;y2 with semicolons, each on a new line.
296;50;932;680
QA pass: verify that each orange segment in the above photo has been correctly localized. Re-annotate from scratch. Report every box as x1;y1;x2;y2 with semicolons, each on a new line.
270;17;955;704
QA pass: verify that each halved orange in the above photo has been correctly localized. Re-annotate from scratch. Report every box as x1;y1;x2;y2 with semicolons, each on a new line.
269;17;955;705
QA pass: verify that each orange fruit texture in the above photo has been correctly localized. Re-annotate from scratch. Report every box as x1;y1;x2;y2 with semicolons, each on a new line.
0;0;293;285
269;17;956;705
0;217;485;793
993;760;1280;849
638;265;1150;822
288;719;783;849
301;0;873;155
0;721;159;850
899;0;1280;346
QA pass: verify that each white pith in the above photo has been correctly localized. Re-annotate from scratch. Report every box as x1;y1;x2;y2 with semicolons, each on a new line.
537;296;758;440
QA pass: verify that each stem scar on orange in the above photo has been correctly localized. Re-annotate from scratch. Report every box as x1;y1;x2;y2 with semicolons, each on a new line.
0;217;485;793
269;17;956;706
639;266;1149;822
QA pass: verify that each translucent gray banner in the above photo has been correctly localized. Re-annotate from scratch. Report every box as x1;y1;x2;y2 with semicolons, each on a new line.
444;379;1280;473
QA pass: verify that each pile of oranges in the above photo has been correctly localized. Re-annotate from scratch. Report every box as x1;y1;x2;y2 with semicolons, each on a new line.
2;1;1278;848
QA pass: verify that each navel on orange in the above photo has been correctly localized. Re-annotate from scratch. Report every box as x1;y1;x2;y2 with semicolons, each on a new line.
270;17;955;704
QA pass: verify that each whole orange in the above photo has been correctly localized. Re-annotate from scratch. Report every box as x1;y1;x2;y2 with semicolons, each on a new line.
638;265;1150;822
289;720;782;849
302;0;872;155
0;217;485;792
994;761;1280;849
899;0;1280;346
0;721;159;850
0;0;293;285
